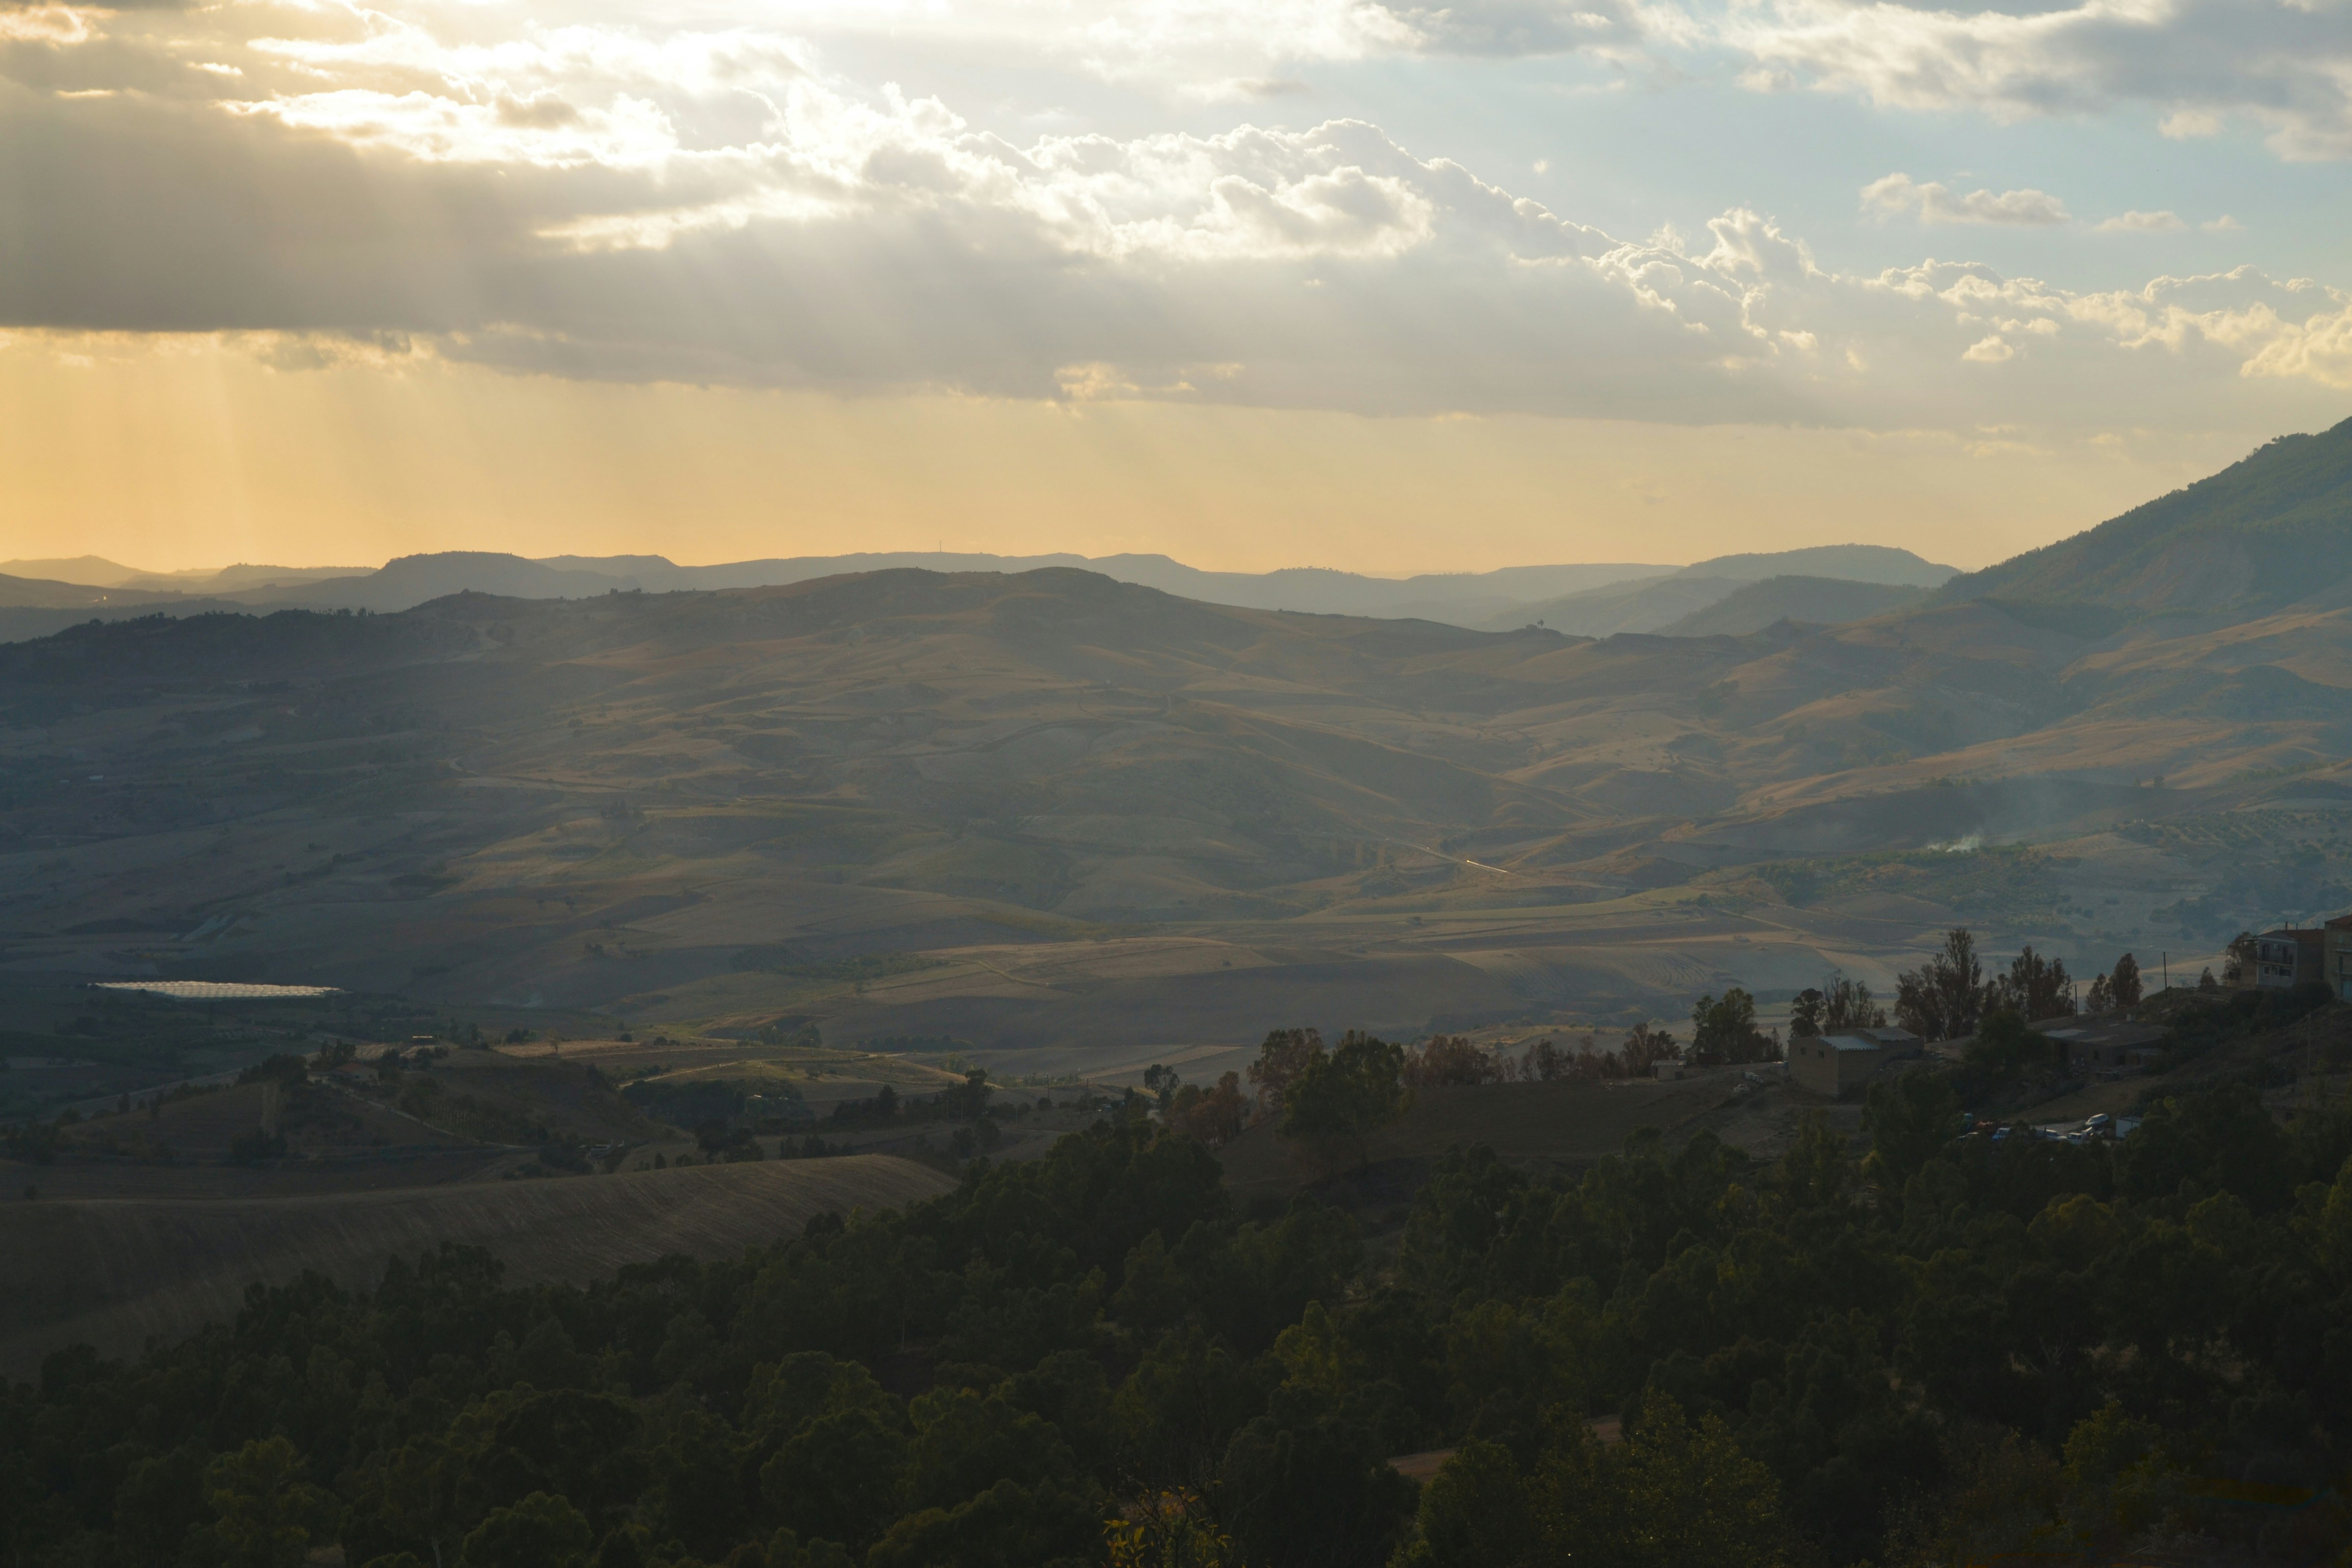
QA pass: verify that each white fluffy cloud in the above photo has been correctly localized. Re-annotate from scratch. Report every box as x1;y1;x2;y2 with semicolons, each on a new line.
1863;172;2072;224
1728;0;2352;161
0;0;2344;433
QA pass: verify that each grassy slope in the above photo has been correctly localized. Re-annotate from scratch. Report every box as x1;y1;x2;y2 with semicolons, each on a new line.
0;1155;955;1377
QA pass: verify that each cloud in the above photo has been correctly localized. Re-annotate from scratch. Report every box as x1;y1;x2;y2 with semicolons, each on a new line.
1728;0;2352;162
2160;107;2225;139
2093;209;2186;232
1388;0;1648;54
2202;214;2244;232
1863;172;2071;225
0;0;2344;439
0;5;94;43
730;0;1646;99
2242;302;2352;388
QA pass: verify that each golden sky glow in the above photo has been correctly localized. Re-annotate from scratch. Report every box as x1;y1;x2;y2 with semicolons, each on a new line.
0;331;2278;575
2;0;2348;579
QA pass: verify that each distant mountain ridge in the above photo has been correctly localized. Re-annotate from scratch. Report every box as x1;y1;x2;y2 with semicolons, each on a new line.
1938;414;2352;615
0;544;1961;643
1471;547;1954;636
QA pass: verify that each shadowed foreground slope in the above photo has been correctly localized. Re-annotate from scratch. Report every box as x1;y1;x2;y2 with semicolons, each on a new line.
0;1155;953;1376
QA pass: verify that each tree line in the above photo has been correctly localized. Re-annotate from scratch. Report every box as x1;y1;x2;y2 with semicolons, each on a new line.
9;1002;2351;1566
1892;929;2148;1042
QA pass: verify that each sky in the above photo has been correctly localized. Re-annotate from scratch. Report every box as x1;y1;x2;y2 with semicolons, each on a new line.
1;0;2348;575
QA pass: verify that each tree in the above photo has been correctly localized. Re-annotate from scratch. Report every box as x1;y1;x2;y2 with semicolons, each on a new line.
1962;1007;2052;1081
1279;1032;1409;1169
2110;952;2142;1008
1690;989;1776;1064
1788;990;1825;1039
195;1436;339;1568
1105;1488;1236;1568
920;1068;997;1121
2060;1404;2185;1552
1247;1028;1323;1118
1602;1392;1788;1568
1167;1073;1247;1145
1392;1441;1538;1568
1216;1397;1416;1568
2116;1082;2295;1210
762;1406;912;1550
457;1491;593;1568
1822;972;1885;1032
1994;946;2074;1020
1402;1037;1502;1088
1895;928;1985;1041
1616;1025;1680;1077
1863;1068;1960;1187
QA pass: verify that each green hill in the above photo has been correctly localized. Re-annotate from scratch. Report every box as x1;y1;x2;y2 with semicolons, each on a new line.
1940;414;2352;616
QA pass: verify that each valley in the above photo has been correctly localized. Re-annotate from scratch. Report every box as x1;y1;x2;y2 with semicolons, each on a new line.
4;549;2341;1072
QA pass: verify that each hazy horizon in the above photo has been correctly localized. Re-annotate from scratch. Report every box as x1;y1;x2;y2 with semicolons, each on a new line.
4;541;1968;583
4;0;2346;574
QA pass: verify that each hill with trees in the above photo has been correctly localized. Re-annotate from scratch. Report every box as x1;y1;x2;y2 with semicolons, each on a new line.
1938;415;2352;617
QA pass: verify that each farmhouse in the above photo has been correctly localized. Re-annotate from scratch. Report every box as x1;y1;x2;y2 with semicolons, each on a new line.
2037;1014;2167;1077
1788;1025;1922;1098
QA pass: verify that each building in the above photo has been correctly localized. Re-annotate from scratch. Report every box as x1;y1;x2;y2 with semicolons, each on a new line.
2037;1015;2167;1077
1863;1023;1922;1054
1789;1025;1922;1098
2226;926;2323;990
2325;915;2352;1001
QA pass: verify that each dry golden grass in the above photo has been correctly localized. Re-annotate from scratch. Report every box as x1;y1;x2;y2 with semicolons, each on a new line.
0;1155;954;1377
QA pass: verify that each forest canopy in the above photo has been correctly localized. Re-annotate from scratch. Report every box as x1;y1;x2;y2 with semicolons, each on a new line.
7;1070;2352;1567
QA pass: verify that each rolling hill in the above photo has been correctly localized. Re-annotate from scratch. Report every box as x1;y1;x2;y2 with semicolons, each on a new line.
1474;546;1953;635
1939;414;2352;616
0;547;2345;1055
1676;545;1954;589
1474;575;1748;635
1660;576;1925;636
0;572;181;611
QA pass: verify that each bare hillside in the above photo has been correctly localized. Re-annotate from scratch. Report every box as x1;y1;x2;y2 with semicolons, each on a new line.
2;561;2350;1055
